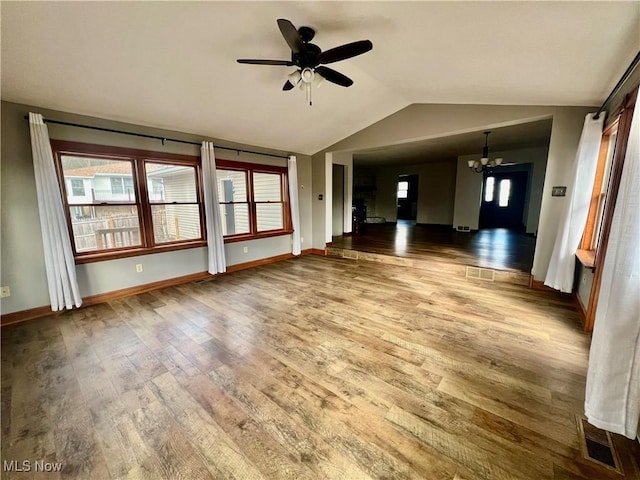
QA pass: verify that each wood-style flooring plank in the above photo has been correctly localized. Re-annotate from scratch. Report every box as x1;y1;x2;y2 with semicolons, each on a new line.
2;256;639;480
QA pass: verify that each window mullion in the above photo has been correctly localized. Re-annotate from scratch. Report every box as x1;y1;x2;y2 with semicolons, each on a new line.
247;167;257;235
137;158;154;248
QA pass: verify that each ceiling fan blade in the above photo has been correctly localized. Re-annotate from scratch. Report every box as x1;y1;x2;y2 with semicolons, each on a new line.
315;66;353;87
282;80;295;91
277;19;306;54
320;40;373;64
237;59;294;66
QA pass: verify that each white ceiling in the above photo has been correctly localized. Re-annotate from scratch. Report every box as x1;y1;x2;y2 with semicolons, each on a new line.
353;119;553;167
2;2;638;155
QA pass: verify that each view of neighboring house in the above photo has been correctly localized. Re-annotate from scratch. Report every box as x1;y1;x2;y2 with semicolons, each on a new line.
62;158;201;251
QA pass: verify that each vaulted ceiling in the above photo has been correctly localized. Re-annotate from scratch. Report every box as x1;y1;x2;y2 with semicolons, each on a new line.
2;2;638;155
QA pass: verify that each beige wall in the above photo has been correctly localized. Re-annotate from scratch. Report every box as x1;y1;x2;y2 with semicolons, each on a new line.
371;160;457;224
331;164;344;236
314;103;594;280
1;101;312;314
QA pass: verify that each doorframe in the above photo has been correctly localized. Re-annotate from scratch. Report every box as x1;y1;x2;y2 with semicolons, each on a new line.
325;152;353;243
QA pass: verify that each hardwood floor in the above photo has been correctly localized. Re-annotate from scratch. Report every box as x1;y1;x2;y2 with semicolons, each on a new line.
331;223;537;272
2;256;639;479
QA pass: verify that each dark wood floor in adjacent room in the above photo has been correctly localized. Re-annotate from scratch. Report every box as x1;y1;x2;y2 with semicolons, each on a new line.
331;223;537;272
2;256;639;479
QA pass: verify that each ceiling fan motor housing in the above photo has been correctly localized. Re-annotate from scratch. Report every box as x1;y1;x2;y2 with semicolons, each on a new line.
294;43;321;68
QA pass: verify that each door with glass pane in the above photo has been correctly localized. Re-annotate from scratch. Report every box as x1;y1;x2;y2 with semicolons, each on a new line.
396;174;419;221
479;171;528;229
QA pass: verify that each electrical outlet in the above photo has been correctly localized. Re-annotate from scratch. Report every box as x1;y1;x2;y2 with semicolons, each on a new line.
0;286;10;298
243;246;249;254
301;237;304;244
135;264;143;273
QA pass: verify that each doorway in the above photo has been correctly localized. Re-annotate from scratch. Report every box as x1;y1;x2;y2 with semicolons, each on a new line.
396;174;419;222
332;164;345;236
479;171;528;230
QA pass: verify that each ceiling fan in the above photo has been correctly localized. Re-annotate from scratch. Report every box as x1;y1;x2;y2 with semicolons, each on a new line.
237;19;373;105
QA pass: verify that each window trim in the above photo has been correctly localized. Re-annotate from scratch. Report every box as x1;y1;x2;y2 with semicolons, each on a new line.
582;87;637;332
216;159;293;243
577;120;620;268
51;140;207;263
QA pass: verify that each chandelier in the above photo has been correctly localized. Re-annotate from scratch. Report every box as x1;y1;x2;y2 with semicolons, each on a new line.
468;131;503;173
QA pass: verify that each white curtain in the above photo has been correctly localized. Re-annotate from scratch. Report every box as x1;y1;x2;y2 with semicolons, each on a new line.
29;113;82;310
585;104;640;439
545;113;605;292
288;155;301;256
201;141;226;274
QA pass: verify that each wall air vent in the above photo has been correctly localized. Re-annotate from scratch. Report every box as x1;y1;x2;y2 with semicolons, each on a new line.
456;225;471;232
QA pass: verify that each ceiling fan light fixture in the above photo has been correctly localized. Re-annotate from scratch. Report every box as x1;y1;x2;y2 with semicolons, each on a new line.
480;157;489;166
494;158;503;166
288;70;301;85
301;67;314;83
312;73;325;88
467;159;476;168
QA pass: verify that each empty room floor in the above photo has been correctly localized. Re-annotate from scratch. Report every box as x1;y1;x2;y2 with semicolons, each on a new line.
331;224;536;272
2;256;639;479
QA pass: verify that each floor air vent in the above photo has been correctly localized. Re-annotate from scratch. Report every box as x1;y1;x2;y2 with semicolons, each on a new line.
466;266;495;281
576;416;623;474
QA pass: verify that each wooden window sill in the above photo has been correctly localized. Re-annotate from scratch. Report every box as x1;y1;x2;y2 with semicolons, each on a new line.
224;230;293;244
576;249;595;269
75;241;207;264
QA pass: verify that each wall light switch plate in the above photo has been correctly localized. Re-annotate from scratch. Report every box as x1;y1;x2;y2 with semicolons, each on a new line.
135;264;143;273
243;247;248;254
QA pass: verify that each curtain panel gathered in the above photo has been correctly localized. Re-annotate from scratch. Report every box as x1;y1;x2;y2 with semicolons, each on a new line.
545;113;605;292
288;156;301;256
201;142;227;274
29;112;82;310
585;103;640;439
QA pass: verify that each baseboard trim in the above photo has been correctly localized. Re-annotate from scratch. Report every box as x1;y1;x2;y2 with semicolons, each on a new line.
226;253;295;273
83;271;213;307
0;305;61;327
1;251;312;327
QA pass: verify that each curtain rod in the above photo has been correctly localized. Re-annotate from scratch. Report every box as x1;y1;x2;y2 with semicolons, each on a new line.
23;116;290;159
594;50;640;120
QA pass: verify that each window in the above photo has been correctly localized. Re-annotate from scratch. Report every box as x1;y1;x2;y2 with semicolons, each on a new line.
69;178;85;196
498;179;511;207
484;176;495;202
397;181;409;199
51;140;205;262
580;87;637;332
581;123;619;257
216;160;291;241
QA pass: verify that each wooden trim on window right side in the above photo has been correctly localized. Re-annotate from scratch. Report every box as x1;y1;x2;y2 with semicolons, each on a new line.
584;87;637;332
579;122;616;252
